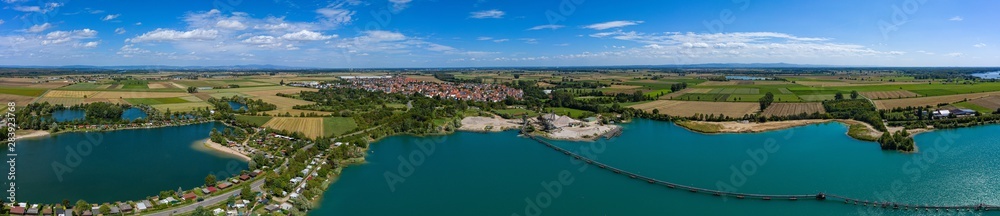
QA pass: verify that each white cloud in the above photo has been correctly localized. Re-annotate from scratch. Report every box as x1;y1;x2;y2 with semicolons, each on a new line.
242;35;278;44
493;39;509;43
476;37;493;41
25;23;52;33
389;0;412;12
0;20;4;25
584;20;644;30
216;19;247;30
944;52;964;57
128;28;219;42
527;24;564;30
974;43;987;48
915;50;935;55
102;14;120;21
280;30;336;41
13;5;41;12
520;38;538;44
470;10;504;19
42;29;98;45
949;16;963;21
135;22;142;26
316;1;362;27
75;41;100;49
115;28;126;34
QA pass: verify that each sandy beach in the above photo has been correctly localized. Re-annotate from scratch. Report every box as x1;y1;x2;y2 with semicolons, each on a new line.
15;130;51;140
203;139;252;162
681;119;835;133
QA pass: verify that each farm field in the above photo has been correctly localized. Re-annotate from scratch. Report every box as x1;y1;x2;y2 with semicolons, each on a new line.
124;97;192;105
873;92;1000;109
195;85;296;93
262;117;325;138
798;94;837;102
150;102;211;112
859;90;920;99
43;90;190;99
323;117;358;137
789;82;1000;97
0;94;37;107
630;100;759;117
761;103;827;117
35;98;86;106
173;79;274;88
234;115;274;126
968;96;1000;111
0;78;70;88
953;102;994;114
0;87;48;97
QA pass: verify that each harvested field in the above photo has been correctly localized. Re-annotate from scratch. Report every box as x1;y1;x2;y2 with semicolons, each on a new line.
660;88;695;99
0;94;37;106
630;100;759;117
36;98;86;106
43;90;99;98
151;102;211;112
192;93;213;100
242;87;317;96
969;95;1000;110
262;117;325;138
147;83;171;89
873;92;1000;109
0;78;70;88
860;90;920;99
209;92;249;99
178;95;203;102
124;97;190;105
761;103;826;117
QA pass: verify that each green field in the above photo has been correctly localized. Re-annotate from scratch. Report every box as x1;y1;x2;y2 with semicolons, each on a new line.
788;82;1000;97
234;115;274;126
676;93;800;102
324;117;358;137
954;102;994;114
544;107;594;119
61;83;104;90
124;97;190;105
0;87;47;97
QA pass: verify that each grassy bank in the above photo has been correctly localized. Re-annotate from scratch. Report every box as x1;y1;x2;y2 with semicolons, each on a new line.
675;121;722;133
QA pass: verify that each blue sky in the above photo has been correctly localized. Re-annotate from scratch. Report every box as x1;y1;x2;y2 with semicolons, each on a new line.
1;0;997;67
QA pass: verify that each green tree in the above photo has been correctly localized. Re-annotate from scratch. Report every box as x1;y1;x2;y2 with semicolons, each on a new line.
652;109;659;115
850;90;860;99
192;206;211;216
75;200;90;215
205;174;217;186
62;199;71;209
835;92;845;100
241;184;254;200
99;204;111;215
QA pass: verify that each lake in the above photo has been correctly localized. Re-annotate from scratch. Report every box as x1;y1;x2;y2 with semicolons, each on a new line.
972;71;1000;79
228;101;248;111
3;122;247;204
312;119;1000;215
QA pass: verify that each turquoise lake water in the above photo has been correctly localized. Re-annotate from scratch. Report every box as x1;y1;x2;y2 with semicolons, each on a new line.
312;119;1000;215
3;122;247;203
228;101;248;111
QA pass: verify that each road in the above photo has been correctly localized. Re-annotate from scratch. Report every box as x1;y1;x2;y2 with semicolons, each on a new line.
147;178;265;216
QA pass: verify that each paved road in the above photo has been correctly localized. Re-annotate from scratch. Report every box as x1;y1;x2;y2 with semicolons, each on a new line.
147;178;265;216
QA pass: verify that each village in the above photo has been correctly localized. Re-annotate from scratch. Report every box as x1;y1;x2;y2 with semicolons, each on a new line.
291;76;523;102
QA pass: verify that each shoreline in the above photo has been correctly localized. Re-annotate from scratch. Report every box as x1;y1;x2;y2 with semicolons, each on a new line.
15;130;51;140
677;119;835;134
10;120;215;140
202;139;252;162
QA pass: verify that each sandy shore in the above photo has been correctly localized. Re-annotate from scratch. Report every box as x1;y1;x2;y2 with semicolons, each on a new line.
545;124;620;141
204;139;251;162
683;119;835;133
458;116;521;132
15;130;51;140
